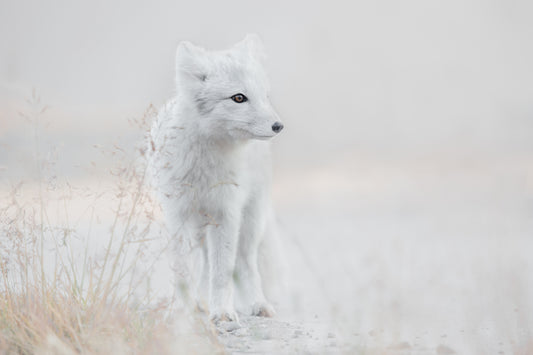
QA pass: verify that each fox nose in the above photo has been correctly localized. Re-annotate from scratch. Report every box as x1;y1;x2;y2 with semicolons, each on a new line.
272;122;284;133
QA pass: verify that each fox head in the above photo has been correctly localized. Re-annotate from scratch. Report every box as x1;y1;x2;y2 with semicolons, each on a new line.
175;34;283;141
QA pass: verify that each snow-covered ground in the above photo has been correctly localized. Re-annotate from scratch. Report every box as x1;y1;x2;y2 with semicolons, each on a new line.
4;153;531;354
268;156;533;354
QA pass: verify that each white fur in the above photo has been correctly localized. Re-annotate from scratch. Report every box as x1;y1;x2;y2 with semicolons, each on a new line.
147;35;283;324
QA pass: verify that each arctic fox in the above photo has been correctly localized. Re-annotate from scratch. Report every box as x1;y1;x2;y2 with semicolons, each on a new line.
147;35;284;324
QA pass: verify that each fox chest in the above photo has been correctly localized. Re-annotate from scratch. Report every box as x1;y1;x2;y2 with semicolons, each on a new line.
171;157;249;215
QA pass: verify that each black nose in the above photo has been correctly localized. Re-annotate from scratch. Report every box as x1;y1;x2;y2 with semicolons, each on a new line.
272;122;284;133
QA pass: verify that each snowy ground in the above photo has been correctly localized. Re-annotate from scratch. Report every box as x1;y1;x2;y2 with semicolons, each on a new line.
267;155;533;354
2;153;533;354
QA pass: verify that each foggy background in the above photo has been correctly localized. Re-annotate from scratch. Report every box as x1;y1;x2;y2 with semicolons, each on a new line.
1;0;533;353
2;0;533;172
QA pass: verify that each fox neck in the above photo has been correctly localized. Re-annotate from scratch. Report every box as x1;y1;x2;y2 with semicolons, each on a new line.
182;127;249;183
200;134;249;158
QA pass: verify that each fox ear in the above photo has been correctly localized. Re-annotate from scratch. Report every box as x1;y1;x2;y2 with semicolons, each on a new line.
234;34;266;63
175;41;208;85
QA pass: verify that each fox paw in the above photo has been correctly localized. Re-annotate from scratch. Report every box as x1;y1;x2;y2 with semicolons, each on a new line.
251;302;276;317
210;309;240;331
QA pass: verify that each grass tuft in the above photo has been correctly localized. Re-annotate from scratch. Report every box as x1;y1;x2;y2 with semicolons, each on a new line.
0;93;219;354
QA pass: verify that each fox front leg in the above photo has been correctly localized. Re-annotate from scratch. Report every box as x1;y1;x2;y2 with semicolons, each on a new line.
205;214;240;326
234;198;275;317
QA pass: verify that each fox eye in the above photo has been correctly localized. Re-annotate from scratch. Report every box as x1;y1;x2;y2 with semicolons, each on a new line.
230;93;248;103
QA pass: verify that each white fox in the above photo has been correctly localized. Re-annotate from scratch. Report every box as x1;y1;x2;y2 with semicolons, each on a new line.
147;35;284;325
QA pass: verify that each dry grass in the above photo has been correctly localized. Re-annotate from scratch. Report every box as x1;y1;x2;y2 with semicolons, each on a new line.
0;92;220;354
